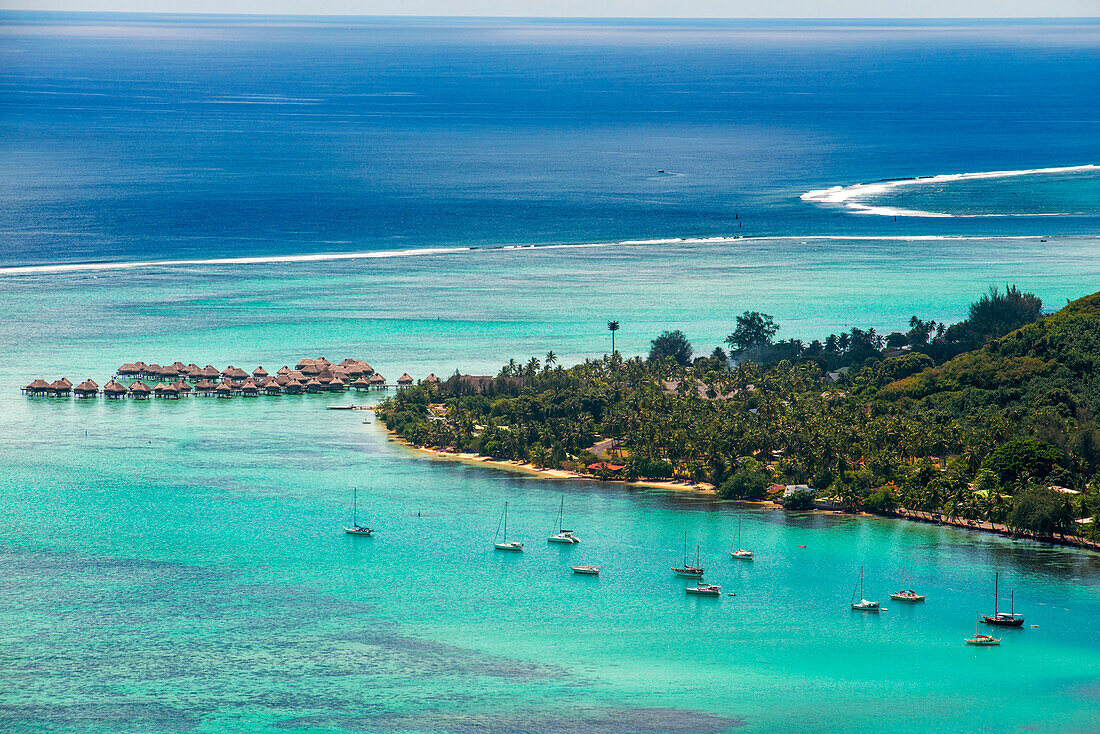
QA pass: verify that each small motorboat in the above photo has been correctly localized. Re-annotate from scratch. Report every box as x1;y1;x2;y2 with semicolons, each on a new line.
570;566;600;575
850;566;880;611
686;582;722;596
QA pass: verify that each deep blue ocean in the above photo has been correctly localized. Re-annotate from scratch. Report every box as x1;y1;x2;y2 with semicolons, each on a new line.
2;14;1098;268
2;15;1100;734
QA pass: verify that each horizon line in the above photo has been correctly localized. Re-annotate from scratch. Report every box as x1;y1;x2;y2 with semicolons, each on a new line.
1;10;1097;20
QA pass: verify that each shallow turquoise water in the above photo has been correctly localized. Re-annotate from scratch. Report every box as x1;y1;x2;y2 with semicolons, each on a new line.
2;237;1100;733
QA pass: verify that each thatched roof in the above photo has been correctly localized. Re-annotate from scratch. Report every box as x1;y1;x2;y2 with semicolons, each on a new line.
252;366;268;378
369;374;385;384
300;362;321;375
287;370;306;381
315;356;330;366
170;361;187;371
201;365;220;378
295;358;315;370
276;366;290;375
425;373;439;383
50;378;73;391
317;369;334;384
25;378;51;390
225;366;249;379
153;381;178;395
194;379;216;390
129;380;151;394
118;363;142;374
241;378;259;391
351;376;371;387
103;379;127;394
397;373;413;384
74;379;99;393
173;380;191;392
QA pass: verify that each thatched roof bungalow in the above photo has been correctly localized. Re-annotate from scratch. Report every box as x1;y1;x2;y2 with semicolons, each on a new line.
276;365;290;376
74;379;99;397
194;379;216;395
172;379;192;395
22;378;51;395
351;376;371;392
117;363;143;376
49;378;73;396
214;380;233;398
153;381;179;398
129;380;152;398
295;358;314;370
252;366;268;378
200;365;220;379
328;377;346;392
424;373;439;384
284;379;304;395
369;373;386;389
103;379;127;398
397;373;413;387
240;378;260;396
224;366;249;380
304;377;324;393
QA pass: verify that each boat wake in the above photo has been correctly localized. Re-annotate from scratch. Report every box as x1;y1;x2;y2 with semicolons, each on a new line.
801;164;1099;218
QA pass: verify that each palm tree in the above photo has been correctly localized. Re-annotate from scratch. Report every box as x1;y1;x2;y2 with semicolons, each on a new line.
607;320;620;355
545;351;557;369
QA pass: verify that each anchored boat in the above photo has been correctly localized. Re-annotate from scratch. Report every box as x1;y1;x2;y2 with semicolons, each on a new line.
494;501;524;551
730;518;753;560
686;581;722;596
547;495;580;544
672;534;705;578
850;566;880;611
570;566;600;575
890;568;925;602
966;614;1002;646
981;572;1024;627
343;488;373;536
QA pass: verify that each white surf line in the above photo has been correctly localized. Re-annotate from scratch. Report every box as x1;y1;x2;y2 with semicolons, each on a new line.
0;234;1074;277
801;164;1100;218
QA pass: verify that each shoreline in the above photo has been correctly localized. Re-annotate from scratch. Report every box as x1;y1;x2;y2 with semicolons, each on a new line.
376;421;1100;553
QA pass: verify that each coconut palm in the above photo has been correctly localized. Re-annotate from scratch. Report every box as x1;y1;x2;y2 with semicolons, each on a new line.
607;320;620;355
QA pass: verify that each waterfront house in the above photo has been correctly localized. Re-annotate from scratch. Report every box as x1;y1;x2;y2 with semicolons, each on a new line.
305;377;324;393
172;379;192;395
240;378;260;396
22;378;52;395
214;380;233;398
200;365;220;380
351;376;372;391
252;366;268;379
369;373;386;389
424;373;439;385
284;379;304;395
194;379;216;395
49;378;73;396
74;379;99;398
153;381;179;399
397;373;413;388
103;380;127;398
129;380;152;399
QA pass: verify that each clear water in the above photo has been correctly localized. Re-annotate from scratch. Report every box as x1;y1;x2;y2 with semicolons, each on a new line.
2;15;1099;734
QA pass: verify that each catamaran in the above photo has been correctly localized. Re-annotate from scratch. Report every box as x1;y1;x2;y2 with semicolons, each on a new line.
850;566;880;611
672;534;704;577
966;613;1002;646
343;488;373;536
686;581;722;596
981;572;1024;627
890;568;925;602
494;501;523;551
730;518;753;560
547;495;580;544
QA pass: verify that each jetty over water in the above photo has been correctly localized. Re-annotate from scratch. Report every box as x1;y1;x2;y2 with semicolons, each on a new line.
22;356;426;400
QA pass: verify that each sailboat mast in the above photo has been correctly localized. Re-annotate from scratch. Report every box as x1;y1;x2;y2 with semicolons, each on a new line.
994;572;999;616
504;502;508;541
860;567;865;599
353;487;357;526
559;495;564;533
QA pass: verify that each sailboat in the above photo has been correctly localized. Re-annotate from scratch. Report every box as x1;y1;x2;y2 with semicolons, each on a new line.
890;568;925;602
343;488;373;535
966;613;1001;646
730;518;753;560
981;572;1024;627
494;502;523;551
672;534;704;577
547;495;580;544
850;566;880;611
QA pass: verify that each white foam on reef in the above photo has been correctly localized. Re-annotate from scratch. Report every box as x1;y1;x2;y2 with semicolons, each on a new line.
0;234;1070;277
801;164;1100;217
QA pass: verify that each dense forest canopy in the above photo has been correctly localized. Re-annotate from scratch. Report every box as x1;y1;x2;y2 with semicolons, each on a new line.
381;288;1100;540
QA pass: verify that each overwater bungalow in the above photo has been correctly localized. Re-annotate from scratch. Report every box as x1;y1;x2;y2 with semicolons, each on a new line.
129;380;152;399
315;356;331;367
22;378;51;395
328;376;346;392
172;379;192;395
49;378;73;396
252;366;268;379
160;364;180;379
369;373;386;389
214;380;233;398
170;361;188;373
397;373;413;388
153;381;179;399
262;378;282;395
284;379;304;395
117;363;143;376
194;379;216;395
305;377;324;393
351;376;372;392
103;379;127;398
287;370;306;382
424;373;439;385
74;379;99;398
241;378;260;396
358;362;374;376
300;362;322;376
200;365;220;380
317;368;334;386
144;364;163;379
276;365;290;376
224;366;249;380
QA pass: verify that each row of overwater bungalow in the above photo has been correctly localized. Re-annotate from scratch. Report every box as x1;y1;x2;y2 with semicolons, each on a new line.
23;356;435;399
